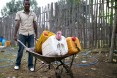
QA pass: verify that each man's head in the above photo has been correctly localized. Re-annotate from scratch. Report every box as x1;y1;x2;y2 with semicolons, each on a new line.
23;0;30;11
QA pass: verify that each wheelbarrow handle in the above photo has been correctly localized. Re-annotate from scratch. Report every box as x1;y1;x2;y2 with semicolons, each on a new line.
17;39;35;52
17;39;28;49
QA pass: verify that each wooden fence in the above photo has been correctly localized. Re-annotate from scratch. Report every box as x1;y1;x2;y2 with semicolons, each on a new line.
0;0;115;49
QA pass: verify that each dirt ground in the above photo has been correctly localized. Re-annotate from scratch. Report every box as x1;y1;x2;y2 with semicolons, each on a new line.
0;47;117;78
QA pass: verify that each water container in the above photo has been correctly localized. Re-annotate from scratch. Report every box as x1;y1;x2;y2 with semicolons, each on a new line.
2;39;6;46
0;42;2;46
5;41;11;47
0;37;2;42
35;30;55;54
42;35;68;57
66;37;81;55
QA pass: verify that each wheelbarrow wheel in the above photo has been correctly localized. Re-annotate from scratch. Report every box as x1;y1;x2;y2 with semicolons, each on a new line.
55;64;63;78
63;64;74;78
55;71;61;78
55;64;74;78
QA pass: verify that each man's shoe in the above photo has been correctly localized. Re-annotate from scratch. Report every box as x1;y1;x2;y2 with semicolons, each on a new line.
41;61;44;64
29;67;34;72
14;66;19;70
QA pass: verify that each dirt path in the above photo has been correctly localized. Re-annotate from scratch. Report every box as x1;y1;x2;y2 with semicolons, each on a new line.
0;47;117;78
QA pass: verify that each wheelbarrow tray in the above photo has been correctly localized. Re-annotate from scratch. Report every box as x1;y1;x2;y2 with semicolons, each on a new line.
27;48;72;64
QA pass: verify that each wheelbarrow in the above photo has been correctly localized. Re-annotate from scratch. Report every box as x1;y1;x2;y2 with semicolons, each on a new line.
17;39;77;78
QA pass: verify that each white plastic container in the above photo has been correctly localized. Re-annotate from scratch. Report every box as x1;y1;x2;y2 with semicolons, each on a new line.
42;35;68;57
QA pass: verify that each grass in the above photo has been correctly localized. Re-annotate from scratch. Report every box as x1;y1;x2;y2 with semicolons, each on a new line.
0;74;5;78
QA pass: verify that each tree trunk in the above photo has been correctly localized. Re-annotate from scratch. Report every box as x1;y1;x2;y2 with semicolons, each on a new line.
109;2;117;62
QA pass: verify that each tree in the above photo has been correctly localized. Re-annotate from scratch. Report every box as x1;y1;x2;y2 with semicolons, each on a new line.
109;0;117;62
67;0;80;5
1;0;38;17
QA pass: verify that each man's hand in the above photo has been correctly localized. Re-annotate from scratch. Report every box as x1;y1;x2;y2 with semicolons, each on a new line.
33;21;38;40
14;35;17;41
34;35;38;40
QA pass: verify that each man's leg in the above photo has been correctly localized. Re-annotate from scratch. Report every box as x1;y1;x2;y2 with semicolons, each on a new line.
27;34;34;70
15;34;26;68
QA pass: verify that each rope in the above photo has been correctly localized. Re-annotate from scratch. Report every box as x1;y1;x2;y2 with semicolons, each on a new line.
76;56;98;67
0;43;28;68
64;50;98;67
0;59;15;68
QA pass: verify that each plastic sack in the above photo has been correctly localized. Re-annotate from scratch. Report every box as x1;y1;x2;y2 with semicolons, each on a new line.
42;35;68;57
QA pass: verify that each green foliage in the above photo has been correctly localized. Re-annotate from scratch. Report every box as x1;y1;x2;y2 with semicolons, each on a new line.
59;0;80;5
67;0;80;5
103;0;116;24
1;0;38;17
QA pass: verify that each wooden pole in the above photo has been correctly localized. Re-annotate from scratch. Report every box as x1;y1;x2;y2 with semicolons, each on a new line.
109;1;117;62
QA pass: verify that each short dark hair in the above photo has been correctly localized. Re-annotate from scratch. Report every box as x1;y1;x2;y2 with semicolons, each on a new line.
23;0;30;5
24;0;30;1
23;0;30;3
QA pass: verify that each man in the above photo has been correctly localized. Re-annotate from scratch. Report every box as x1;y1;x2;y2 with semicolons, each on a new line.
14;0;38;72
